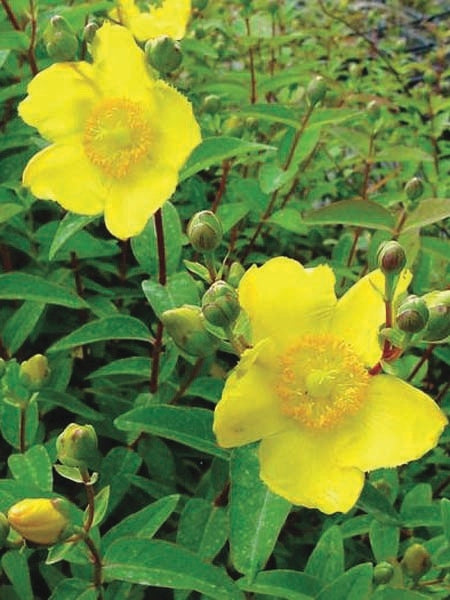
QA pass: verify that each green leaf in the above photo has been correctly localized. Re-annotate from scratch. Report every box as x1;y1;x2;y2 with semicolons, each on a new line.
180;137;275;180
0;202;24;223
268;208;309;234
103;539;244;599
37;389;104;421
303;200;395;231
177;498;228;562
259;162;293;194
237;570;320;600
0;273;87;308
89;486;110;528
2;301;46;355
216;201;250;233
402;198;450;232
47;316;151;353
8;445;53;492
131;202;182;276
305;525;344;585
49;578;98;599
229;445;291;578
441;498;450;544
103;494;180;550
238;104;299;128
87;357;150;380
0;400;39;451
315;563;373;600
0;31;30;50
100;448;142;514
421;235;450;260
114;406;228;460
357;482;400;525
2;551;34;600
376;146;433;162
372;588;430;599
48;214;98;260
400;505;441;528
142;272;200;319
369;520;400;562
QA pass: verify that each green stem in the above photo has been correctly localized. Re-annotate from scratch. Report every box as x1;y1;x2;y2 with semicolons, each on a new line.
81;468;95;533
83;533;103;598
19;405;26;453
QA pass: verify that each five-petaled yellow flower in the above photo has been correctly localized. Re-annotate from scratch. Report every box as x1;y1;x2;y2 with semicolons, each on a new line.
18;23;200;239
213;257;447;514
111;0;191;41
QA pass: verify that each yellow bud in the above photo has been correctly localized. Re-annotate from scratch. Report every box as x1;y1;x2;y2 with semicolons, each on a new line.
401;543;431;579
162;306;219;356
56;423;98;470
19;354;50;389
7;498;70;545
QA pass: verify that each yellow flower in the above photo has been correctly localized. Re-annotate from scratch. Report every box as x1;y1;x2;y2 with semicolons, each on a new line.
111;0;191;41
8;498;70;545
18;23;200;240
213;257;447;514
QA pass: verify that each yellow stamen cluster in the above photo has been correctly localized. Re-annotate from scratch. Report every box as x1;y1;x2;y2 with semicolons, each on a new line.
83;97;152;178
276;334;369;430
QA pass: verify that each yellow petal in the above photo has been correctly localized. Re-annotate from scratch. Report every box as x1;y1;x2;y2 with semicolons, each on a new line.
337;375;447;471
331;268;411;366
23;142;105;214
122;0;191;41
213;341;292;448
238;257;337;346
104;165;178;239
150;80;201;171
259;429;365;514
18;62;98;142
92;23;154;100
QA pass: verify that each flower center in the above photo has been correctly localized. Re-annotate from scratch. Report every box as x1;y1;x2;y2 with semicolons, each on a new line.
276;334;369;430
83;98;152;179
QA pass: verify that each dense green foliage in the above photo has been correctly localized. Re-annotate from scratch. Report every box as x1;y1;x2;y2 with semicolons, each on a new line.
0;0;449;598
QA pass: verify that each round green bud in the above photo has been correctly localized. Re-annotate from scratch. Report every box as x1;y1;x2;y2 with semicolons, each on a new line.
83;22;98;44
45;16;78;62
202;281;240;328
145;36;182;73
306;76;327;106
192;0;208;10
404;177;424;201
373;561;394;585
401;543;431;579
223;115;244;137
56;423;98;470
161;306;219;357
187;210;223;253
0;512;10;548
19;354;50;390
202;94;221;114
396;295;429;333
377;240;406;275
227;261;245;288
421;290;450;343
366;99;381;122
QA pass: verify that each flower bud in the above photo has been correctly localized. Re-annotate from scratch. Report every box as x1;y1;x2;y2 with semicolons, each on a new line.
377;241;406;275
83;22;98;44
7;498;70;545
0;512;10;548
366;100;381;122
396;295;429;333
227;261;245;288
44;16;78;62
56;423;98;470
145;36;182;74
161;306;219;356
202;281;240;328
373;561;394;585
223;115;244;137
202;94;221;114
306;76;327;106
421;290;450;343
401;543;431;579
404;177;424;201
193;0;208;10
187;210;223;253
19;354;50;389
